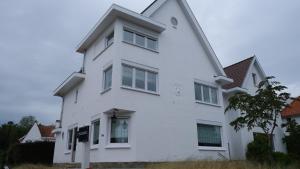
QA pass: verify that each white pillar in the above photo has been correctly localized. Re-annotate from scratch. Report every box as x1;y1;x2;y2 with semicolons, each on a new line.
81;141;90;169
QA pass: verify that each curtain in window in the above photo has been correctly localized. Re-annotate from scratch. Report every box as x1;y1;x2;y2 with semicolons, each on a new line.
194;83;202;101
135;69;145;89
122;65;133;87
197;124;221;147
111;118;128;143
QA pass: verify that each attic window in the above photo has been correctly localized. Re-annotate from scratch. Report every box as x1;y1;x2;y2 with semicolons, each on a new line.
252;73;257;86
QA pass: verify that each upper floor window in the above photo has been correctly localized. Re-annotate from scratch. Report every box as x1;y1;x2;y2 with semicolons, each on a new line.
197;124;222;147
252;73;257;86
122;64;158;93
106;31;114;47
123;29;158;51
103;66;112;91
194;82;218;105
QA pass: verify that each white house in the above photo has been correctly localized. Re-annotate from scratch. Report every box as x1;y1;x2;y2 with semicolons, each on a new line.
52;0;234;164
223;56;287;160
19;122;55;143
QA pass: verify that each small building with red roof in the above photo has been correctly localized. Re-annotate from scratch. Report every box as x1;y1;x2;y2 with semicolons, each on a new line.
19;122;55;143
281;97;300;124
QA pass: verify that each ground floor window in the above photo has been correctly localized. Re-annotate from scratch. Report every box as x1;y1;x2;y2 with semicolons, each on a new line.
92;119;100;145
197;124;222;147
67;129;73;150
110;117;129;143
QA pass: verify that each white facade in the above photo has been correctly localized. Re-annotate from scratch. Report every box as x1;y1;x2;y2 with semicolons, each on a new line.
53;0;233;164
52;0;286;164
224;57;287;160
20;123;42;143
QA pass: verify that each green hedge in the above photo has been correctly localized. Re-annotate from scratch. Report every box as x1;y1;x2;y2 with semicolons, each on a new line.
7;142;54;165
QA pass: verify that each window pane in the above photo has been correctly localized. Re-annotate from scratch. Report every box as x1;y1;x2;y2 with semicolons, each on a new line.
211;88;218;104
68;129;73;150
197;124;221;147
106;32;114;46
147;38;157;50
194;83;202;101
147;72;157;92
203;85;210;103
92;120;100;145
104;67;112;90
124;30;134;43
110;118;128;143
135;69;145;89
122;65;133;87
135;34;145;47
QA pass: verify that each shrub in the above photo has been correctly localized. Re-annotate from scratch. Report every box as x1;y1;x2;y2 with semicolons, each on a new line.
272;152;292;166
246;134;270;163
283;120;300;162
7;142;54;165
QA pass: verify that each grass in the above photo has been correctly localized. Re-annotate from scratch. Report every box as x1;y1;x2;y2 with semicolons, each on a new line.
11;161;300;169
146;161;299;169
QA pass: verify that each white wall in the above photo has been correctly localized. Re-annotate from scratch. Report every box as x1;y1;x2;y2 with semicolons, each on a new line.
21;123;42;143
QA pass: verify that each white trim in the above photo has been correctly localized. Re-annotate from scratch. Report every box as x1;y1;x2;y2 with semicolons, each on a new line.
121;59;159;72
197;146;226;151
90;118;101;149
223;87;248;95
107;116;131;146
194;81;219;106
105;144;131;149
102;65;113;92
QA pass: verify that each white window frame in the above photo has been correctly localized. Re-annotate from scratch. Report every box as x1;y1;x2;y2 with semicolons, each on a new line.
196;120;225;151
123;27;159;52
90;117;101;150
106;116;131;149
102;65;113;93
194;80;220;106
120;60;159;95
65;124;78;154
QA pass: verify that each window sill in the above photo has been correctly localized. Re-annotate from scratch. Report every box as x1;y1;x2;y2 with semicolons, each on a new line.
105;144;131;149
90;144;99;150
122;41;159;53
195;101;221;107
197;146;226;151
64;150;71;154
121;86;159;96
93;42;113;61
101;87;111;95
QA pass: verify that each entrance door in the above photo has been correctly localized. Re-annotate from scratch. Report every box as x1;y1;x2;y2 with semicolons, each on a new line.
71;127;78;162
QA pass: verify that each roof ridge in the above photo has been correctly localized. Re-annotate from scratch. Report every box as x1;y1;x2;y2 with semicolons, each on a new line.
224;56;254;69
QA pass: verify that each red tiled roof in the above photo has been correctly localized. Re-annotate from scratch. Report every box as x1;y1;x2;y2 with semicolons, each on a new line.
223;57;254;89
38;124;55;138
281;97;300;118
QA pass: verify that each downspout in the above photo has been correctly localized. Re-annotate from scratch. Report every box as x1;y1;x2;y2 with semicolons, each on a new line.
59;97;65;128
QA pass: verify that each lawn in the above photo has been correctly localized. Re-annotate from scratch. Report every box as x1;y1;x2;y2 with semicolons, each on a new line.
11;161;300;169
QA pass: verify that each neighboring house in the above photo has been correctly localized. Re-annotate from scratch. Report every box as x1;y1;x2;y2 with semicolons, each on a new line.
223;56;287;160
281;96;300;124
19;122;55;143
52;0;234;164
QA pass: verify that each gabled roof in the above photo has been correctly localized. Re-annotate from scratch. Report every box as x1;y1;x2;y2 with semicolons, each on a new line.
38;124;55;138
281;97;300;118
141;0;227;76
223;57;254;89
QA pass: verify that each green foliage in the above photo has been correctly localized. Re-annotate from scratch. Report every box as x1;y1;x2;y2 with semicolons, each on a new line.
18;116;36;130
7;142;55;165
283;119;300;161
246;134;270;163
226;77;291;161
272;152;292;166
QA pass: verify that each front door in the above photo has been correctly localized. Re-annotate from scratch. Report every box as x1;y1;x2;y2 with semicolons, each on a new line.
71;127;78;162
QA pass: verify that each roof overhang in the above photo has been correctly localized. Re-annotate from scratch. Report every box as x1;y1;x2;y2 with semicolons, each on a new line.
222;87;248;95
76;4;166;53
53;72;85;97
214;76;233;85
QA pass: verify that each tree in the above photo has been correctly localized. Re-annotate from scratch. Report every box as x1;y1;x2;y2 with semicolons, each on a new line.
18;115;36;130
225;76;291;161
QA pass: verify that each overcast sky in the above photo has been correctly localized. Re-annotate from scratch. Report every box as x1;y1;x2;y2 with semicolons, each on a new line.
1;0;299;124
